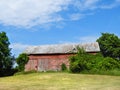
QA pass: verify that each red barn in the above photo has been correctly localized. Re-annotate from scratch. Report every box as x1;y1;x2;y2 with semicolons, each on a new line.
24;42;100;71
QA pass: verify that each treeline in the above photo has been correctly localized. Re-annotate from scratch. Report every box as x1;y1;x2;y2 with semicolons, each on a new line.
69;33;120;75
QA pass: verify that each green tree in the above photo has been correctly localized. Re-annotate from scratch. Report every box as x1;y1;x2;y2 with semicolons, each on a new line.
97;33;120;60
0;31;14;76
16;53;29;71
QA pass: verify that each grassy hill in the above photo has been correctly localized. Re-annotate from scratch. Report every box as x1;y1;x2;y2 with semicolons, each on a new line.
0;72;120;90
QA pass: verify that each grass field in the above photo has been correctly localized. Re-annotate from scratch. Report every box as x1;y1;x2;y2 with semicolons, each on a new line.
0;72;120;90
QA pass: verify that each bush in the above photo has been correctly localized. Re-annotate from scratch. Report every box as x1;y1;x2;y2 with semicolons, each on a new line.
95;57;120;71
0;68;18;77
69;47;120;75
16;53;29;72
61;63;67;71
69;47;89;73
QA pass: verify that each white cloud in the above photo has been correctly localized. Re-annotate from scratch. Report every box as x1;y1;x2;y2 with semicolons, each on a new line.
0;0;120;28
73;0;120;10
59;36;99;44
10;43;33;56
100;0;120;9
73;0;99;10
69;13;94;21
69;13;84;21
0;0;71;28
76;36;99;43
10;43;31;51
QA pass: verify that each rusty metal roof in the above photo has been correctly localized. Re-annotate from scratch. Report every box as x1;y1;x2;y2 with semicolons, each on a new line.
24;42;100;54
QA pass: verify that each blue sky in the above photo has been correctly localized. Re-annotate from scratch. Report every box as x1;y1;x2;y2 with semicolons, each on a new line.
0;0;120;56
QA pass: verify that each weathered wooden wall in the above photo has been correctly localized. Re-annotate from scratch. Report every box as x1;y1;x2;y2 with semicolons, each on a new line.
25;54;72;71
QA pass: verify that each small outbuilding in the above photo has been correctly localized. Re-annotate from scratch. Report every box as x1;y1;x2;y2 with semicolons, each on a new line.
24;42;100;71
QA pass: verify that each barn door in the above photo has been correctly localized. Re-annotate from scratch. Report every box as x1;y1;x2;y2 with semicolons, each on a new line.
38;59;49;71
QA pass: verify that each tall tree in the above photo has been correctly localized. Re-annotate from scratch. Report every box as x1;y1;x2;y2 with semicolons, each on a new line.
97;33;120;60
0;31;14;76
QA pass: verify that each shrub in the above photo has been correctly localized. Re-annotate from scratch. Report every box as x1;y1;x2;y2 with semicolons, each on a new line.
69;47;88;73
61;63;67;71
0;68;18;77
96;57;120;71
69;47;120;74
16;53;29;72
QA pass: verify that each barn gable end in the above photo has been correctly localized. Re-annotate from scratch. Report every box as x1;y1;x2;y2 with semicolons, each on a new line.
24;42;100;71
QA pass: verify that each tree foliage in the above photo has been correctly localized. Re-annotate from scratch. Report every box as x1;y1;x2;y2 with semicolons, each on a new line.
16;53;29;71
69;47;120;73
97;33;120;60
0;31;15;76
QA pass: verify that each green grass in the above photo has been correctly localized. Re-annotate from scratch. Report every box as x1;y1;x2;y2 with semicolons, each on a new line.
0;72;120;90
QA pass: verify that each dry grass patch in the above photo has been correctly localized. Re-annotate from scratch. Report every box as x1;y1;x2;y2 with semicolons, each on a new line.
0;73;120;90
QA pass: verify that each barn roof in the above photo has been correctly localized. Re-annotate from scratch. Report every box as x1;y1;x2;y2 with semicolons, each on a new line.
24;42;100;54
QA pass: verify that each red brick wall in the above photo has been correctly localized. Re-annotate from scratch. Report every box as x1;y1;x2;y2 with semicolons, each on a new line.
25;54;73;71
25;52;98;71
